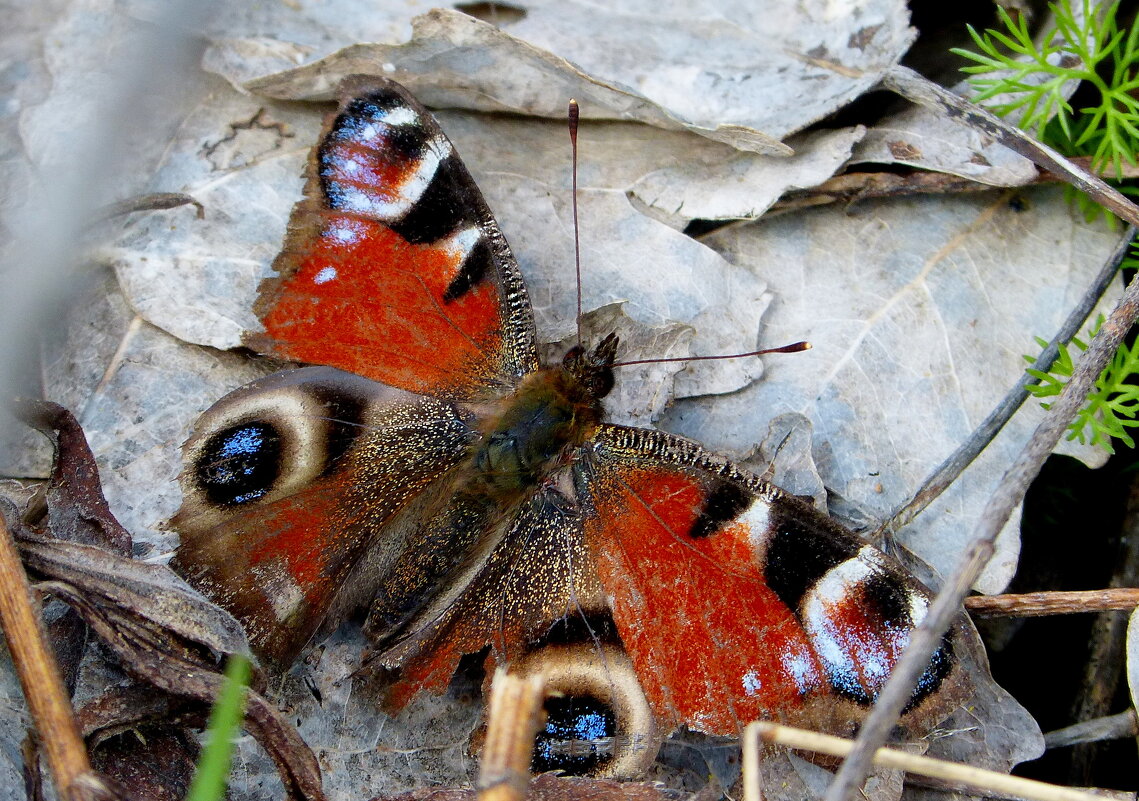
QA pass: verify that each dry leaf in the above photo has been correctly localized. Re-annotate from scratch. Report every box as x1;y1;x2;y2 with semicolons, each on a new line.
680;189;1125;594
851;3;1089;185
231;3;913;154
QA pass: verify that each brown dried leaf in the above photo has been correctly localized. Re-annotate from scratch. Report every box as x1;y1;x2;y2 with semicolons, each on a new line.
20;538;250;674
15;542;326;801
88;725;199;801
15;400;130;555
6;402;328;801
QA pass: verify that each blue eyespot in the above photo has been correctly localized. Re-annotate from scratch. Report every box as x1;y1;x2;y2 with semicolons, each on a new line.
196;422;282;506
532;695;616;775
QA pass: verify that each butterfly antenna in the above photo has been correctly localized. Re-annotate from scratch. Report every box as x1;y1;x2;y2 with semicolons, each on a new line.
611;340;811;369
568;98;583;347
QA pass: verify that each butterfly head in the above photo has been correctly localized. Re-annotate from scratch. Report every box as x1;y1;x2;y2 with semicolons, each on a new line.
561;332;618;401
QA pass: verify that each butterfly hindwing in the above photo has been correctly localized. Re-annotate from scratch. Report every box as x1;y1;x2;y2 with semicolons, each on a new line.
246;76;539;400
372;483;604;709
574;424;968;736
170;366;478;667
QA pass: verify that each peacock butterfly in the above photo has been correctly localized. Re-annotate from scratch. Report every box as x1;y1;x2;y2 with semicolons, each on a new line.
169;75;973;773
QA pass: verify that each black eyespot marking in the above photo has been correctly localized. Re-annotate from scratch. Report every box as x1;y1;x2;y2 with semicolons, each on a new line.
764;513;859;612
312;388;366;473
533;694;617;775
829;671;875;706
906;634;955;711
861;572;911;630
334;95;427;160
195;422;282;506
689;481;751;539
391;156;473;245
344;92;402;120
442;236;492;303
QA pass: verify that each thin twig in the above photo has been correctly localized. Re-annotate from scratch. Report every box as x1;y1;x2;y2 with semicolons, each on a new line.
770;156;1139;216
0;515;94;800
752;721;1107;801
878;227;1133;538
882;65;1139;227
477;670;546;801
742;712;763;801
1044;709;1139;748
965;588;1139;617
824;139;1139;801
93;192;203;223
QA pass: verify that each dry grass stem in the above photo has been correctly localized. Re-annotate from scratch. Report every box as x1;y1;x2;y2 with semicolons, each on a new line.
751;721;1107;801
477;670;547;801
965;588;1139;617
1044;709;1139;748
0;516;93;800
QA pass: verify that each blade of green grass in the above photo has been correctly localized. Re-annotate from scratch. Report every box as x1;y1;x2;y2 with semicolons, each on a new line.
186;654;252;801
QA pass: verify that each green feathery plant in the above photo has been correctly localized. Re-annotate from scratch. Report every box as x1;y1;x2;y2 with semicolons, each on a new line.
1025;314;1139;454
952;0;1139;177
952;0;1139;223
954;0;1139;451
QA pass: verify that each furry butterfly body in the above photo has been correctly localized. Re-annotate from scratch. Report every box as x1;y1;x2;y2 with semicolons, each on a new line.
171;77;971;754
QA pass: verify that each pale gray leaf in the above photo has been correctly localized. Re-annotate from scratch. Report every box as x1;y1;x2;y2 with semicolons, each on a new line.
678;188;1125;593
851;3;1091;185
238;3;914;154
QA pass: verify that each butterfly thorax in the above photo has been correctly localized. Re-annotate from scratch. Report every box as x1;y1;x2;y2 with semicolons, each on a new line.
472;333;618;498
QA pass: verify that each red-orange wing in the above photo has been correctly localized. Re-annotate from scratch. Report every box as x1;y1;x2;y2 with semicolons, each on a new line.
246;76;538;400
574;425;971;737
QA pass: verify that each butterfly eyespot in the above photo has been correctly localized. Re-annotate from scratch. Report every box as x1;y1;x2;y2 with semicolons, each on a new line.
535;694;616;775
509;644;659;779
180;368;364;518
196;422;283;506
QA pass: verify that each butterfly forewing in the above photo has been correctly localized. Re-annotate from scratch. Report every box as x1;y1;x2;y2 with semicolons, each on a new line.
574;424;969;736
247;77;538;401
